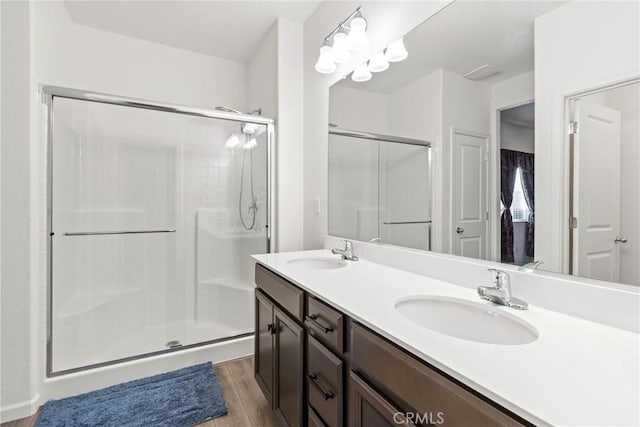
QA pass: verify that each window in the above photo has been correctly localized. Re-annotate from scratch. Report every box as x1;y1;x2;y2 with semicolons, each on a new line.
511;167;530;221
500;167;530;221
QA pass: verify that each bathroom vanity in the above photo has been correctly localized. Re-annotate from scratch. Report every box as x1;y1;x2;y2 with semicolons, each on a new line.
253;250;639;427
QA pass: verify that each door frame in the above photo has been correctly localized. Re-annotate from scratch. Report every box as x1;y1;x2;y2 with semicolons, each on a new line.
448;127;490;258
561;76;640;274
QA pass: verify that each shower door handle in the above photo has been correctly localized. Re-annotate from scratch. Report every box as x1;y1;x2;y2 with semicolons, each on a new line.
63;229;176;236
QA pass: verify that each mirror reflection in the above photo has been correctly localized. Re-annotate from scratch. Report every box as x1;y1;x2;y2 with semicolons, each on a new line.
328;1;639;286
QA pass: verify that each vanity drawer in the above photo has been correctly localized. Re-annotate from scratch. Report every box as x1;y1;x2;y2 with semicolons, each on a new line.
255;264;304;321
308;335;344;427
305;295;344;353
350;323;525;427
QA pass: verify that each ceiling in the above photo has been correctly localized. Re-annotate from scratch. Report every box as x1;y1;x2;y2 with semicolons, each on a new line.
64;1;321;62
502;103;535;129
338;1;566;94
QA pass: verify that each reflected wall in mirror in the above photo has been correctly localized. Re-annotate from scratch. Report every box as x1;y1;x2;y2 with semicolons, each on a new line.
327;0;640;287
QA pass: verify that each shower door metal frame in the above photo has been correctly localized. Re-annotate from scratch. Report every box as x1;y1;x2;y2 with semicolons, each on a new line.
41;85;275;377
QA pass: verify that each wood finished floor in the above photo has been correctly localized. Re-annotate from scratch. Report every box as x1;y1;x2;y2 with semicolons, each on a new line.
1;356;280;427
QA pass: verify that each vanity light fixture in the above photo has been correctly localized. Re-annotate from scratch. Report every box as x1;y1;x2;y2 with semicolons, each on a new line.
315;45;337;74
243;138;258;150
315;7;369;74
332;33;351;64
385;37;408;62
347;16;369;52
314;8;408;81
225;133;240;149
368;52;389;73
351;63;372;82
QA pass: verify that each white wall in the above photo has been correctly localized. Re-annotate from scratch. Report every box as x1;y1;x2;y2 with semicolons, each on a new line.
275;17;304;252
71;25;247;110
387;71;442;142
329;85;388;134
302;1;452;250
248;22;277;119
500;123;534;153
534;1;640;274
1;1;35;419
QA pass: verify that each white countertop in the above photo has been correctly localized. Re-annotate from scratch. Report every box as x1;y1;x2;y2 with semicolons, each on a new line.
253;250;640;427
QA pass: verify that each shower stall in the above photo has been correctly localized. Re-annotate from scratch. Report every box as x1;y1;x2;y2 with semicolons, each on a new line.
43;86;273;375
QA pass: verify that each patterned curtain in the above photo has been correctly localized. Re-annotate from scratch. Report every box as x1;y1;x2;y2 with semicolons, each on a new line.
500;150;520;263
518;152;535;258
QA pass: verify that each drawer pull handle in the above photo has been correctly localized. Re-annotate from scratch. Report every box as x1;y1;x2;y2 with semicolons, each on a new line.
308;373;334;400
306;314;334;333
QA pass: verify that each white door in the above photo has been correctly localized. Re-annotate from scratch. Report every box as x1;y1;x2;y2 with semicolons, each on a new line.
573;100;621;282
451;129;488;259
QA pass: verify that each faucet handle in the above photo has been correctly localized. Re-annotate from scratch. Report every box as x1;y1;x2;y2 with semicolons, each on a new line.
487;268;507;286
342;240;352;250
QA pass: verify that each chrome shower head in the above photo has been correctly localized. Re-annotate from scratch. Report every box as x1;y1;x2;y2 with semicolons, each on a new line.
215;106;243;114
214;106;262;116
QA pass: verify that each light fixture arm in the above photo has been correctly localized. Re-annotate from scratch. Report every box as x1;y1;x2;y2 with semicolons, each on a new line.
323;6;362;43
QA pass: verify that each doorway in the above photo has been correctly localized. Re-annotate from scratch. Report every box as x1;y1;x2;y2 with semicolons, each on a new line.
569;81;640;285
499;103;535;266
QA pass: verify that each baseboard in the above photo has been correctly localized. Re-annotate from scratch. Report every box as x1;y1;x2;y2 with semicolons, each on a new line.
0;393;41;423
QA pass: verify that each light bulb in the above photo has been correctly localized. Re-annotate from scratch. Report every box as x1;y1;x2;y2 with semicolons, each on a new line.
225;133;240;149
351;63;372;82
242;123;258;134
332;32;350;64
315;45;336;74
347;17;369;52
385;37;408;62
243;138;258;150
368;52;389;73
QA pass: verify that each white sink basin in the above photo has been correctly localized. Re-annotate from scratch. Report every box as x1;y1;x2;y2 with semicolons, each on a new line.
395;296;538;345
287;257;348;270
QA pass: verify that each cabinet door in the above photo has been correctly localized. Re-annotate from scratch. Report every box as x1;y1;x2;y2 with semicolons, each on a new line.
255;290;275;407
349;372;416;427
274;306;304;427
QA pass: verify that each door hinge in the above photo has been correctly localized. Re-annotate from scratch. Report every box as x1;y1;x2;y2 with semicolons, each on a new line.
569;121;578;135
484;152;489;161
485;211;489;220
570;216;578;229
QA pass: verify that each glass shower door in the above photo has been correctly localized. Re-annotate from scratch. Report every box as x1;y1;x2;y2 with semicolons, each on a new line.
328;133;380;242
176;115;268;348
50;96;270;373
379;142;432;251
51;98;181;372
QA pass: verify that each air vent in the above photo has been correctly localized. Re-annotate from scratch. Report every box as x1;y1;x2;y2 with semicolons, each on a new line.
463;64;499;81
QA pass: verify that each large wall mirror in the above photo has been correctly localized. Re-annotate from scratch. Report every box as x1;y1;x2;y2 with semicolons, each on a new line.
328;1;639;287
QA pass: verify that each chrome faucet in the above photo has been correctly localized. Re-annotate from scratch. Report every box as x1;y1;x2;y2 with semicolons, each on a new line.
519;260;543;272
478;269;528;310
332;240;358;261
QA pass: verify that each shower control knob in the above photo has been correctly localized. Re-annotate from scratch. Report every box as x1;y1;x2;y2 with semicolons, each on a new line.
456;227;464;234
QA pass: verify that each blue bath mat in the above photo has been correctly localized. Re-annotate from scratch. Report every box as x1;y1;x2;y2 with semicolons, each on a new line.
35;363;227;427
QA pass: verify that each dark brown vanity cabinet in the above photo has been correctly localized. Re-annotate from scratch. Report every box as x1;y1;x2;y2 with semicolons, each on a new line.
254;266;304;427
254;264;528;427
